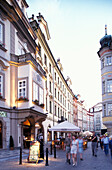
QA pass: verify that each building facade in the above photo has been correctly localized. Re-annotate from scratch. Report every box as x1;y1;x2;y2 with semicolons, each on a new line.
0;0;75;148
89;103;103;135
98;26;112;135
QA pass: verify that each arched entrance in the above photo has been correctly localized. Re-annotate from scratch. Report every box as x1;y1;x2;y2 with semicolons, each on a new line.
0;121;2;148
23;119;33;149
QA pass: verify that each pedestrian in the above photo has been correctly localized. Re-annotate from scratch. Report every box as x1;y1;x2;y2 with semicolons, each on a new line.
100;135;103;150
103;134;109;156
78;135;84;160
64;133;71;164
109;137;112;159
91;132;97;157
71;135;79;166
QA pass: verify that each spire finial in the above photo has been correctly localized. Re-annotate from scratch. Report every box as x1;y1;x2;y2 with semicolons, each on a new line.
105;25;107;35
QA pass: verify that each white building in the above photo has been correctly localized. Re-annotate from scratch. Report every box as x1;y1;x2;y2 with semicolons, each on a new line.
0;0;75;148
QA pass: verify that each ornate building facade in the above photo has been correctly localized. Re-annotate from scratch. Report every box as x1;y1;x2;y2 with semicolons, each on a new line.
0;0;76;148
98;26;112;135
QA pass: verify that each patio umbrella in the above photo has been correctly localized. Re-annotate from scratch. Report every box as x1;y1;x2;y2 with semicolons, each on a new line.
83;131;93;136
49;121;80;132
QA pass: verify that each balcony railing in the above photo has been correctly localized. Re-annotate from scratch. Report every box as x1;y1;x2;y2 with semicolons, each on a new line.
11;53;46;78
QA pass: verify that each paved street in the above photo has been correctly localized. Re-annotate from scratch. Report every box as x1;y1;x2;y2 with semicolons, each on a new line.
0;142;112;170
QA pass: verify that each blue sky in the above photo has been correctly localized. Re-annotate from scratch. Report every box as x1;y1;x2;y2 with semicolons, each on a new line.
27;0;112;109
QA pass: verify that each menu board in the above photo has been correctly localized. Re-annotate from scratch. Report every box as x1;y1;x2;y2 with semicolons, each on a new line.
29;141;40;163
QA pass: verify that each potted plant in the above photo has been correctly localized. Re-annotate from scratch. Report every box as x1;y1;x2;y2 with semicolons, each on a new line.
34;99;39;105
9;136;14;150
39;103;44;108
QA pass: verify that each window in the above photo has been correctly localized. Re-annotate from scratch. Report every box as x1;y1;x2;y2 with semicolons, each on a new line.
58;77;59;84
45;79;47;89
101;58;105;69
44;54;47;66
55;105;57;116
49;81;52;93
102;81;105;94
38;43;41;57
46;97;48;111
0;75;3;96
107;80;112;92
50;101;52;113
63;85;64;91
33;82;39;101
60;94;62;103
58;92;59;100
0;22;3;44
103;104;106;116
58;107;59;118
39;88;44;104
106;56;112;66
49;63;51;73
55;72;56;81
108;103;112;116
55;88;56;98
18;80;26;98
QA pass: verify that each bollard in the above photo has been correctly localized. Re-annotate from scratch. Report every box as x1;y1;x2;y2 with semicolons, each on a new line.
45;148;49;166
50;143;52;155
54;145;56;158
19;147;22;165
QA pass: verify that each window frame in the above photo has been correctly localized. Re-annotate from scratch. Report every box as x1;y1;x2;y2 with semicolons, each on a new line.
0;21;5;46
18;79;27;98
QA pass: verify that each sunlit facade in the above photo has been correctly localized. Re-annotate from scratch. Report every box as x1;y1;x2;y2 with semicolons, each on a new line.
98;26;112;135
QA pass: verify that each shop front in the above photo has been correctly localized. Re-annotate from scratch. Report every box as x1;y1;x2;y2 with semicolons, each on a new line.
17;109;47;149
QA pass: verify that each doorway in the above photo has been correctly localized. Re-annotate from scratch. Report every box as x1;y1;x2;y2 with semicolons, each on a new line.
23;119;31;149
0;121;2;148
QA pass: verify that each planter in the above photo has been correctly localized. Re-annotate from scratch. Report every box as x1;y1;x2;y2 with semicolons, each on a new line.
33;100;39;105
16;97;29;102
39;104;44;108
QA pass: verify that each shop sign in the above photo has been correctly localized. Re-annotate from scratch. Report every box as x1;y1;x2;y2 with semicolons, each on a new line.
0;111;7;117
29;141;40;163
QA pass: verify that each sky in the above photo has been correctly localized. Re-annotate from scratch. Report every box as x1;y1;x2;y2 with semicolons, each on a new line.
27;0;112;109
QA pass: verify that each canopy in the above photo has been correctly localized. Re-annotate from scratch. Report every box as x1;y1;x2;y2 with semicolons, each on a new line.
82;131;93;136
49;121;80;132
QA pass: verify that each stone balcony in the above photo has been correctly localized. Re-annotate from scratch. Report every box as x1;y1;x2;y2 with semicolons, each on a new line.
11;53;46;78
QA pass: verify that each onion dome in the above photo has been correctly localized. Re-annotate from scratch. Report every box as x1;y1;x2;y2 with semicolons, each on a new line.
100;35;111;48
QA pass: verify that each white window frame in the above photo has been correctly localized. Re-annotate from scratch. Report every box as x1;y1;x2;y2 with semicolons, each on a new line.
0;75;3;96
18;79;26;98
39;87;44;104
108;103;112;116
33;82;39;101
107;79;112;92
0;23;3;44
106;56;112;66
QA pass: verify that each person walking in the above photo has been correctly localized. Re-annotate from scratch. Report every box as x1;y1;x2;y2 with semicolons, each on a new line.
91;132;97;157
78;135;84;160
64;133;71;164
103;134;109;156
71;135;79;166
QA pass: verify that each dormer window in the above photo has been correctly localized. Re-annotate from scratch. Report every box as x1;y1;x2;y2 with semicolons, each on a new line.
21;2;25;13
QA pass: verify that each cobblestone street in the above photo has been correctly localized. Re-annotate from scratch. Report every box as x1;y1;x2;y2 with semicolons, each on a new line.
0;142;112;170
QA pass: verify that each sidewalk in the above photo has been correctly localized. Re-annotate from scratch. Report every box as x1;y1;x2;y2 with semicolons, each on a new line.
0;142;112;170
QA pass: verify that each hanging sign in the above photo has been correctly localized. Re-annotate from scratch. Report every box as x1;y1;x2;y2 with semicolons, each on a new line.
29;141;40;163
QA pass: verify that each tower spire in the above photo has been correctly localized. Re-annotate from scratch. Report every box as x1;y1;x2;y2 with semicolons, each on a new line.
105;25;107;35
